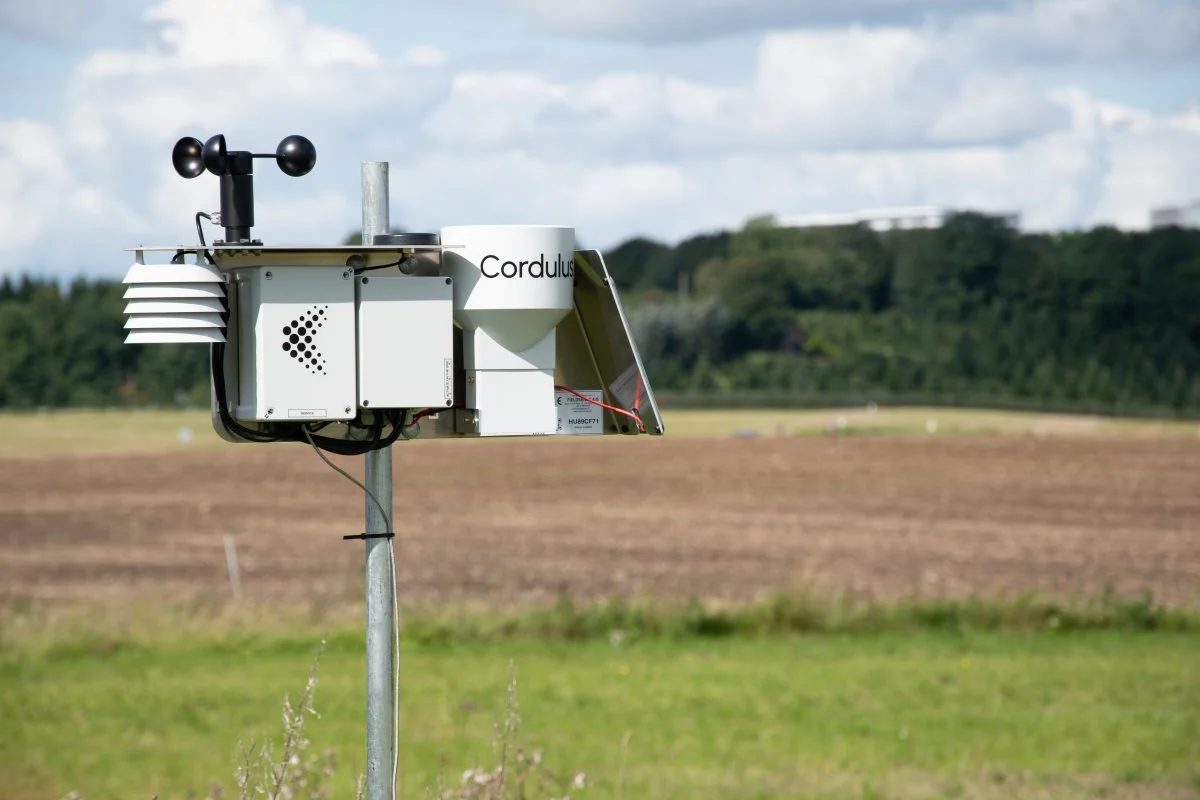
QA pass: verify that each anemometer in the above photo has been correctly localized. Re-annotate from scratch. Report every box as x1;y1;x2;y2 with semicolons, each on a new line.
122;131;664;800
171;133;317;244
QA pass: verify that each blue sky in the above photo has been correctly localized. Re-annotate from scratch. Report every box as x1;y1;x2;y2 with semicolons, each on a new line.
1;0;1198;279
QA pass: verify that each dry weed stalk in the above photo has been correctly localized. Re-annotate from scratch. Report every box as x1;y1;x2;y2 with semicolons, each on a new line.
438;662;587;800
224;638;346;800
190;643;586;800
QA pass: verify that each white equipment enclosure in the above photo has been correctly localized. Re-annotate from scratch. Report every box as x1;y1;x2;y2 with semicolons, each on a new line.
122;134;663;449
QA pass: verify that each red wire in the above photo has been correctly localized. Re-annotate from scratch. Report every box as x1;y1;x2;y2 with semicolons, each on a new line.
404;382;647;434
405;408;439;427
555;384;645;433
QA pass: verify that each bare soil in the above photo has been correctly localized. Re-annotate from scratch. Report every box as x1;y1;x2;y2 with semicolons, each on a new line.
1;436;1198;608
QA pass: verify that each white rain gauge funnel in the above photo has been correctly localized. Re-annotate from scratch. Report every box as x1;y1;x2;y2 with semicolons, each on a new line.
441;225;575;436
121;257;227;344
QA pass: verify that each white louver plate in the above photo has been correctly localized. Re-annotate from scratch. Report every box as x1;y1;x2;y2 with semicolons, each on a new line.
123;283;226;299
123;298;226;315
123;261;225;284
125;329;226;344
125;313;225;329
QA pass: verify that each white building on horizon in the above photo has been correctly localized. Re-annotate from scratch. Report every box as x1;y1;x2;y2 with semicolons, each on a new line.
1150;201;1200;229
775;205;1021;232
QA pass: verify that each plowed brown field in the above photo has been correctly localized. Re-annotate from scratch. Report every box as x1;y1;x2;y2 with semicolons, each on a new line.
2;435;1198;608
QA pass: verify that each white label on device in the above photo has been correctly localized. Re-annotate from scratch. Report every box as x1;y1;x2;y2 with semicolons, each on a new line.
555;389;604;435
607;363;642;411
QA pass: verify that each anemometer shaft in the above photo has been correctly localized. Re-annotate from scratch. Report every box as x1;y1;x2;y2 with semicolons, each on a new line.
361;160;397;800
219;153;255;243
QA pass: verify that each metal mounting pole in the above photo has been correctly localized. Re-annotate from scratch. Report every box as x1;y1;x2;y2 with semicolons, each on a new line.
361;161;396;800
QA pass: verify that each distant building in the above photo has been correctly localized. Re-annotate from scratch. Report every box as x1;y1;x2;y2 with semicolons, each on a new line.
775;205;1021;233
1150;201;1200;229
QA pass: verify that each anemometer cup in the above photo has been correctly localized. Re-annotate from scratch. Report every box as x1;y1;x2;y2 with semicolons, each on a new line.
171;137;205;179
276;135;317;177
202;134;228;175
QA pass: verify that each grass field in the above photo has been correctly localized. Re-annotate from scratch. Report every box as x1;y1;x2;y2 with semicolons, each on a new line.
2;406;1198;799
0;404;1196;458
3;621;1199;800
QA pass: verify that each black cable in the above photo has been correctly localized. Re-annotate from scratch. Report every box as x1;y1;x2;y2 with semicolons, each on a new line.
211;342;280;443
211;341;406;451
196;212;213;250
303;410;405;456
193;211;217;267
303;421;378;456
200;209;271;443
353;258;408;275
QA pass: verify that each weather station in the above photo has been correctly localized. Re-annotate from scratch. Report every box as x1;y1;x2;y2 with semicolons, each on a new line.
121;131;664;800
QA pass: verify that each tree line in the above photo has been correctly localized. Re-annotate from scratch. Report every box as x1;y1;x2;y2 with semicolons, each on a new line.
614;213;1200;414
2;213;1199;414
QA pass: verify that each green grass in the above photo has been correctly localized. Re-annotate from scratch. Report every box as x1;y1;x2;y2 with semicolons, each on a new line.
660;405;1200;439
0;405;1195;458
0;408;227;458
6;591;1195;657
2;597;1200;800
3;633;1198;800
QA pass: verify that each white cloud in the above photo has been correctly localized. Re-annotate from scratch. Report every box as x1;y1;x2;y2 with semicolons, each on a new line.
402;15;1197;242
461;0;1200;65
79;0;379;76
954;0;1200;65
1;0;1198;278
748;27;1069;149
0;120;73;254
0;119;148;272
465;0;1009;43
0;0;448;273
0;0;89;42
424;26;1070;159
395;100;1198;247
1092;108;1200;227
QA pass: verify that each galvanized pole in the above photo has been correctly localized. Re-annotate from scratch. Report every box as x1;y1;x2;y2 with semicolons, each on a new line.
361;161;396;800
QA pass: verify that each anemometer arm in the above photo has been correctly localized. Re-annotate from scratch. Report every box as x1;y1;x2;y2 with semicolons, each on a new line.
172;133;316;245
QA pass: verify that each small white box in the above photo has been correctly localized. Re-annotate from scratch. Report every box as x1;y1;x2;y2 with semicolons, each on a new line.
357;276;454;410
232;266;357;422
470;369;556;436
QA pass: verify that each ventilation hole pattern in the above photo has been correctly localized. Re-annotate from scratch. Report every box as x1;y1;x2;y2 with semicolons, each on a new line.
281;306;329;374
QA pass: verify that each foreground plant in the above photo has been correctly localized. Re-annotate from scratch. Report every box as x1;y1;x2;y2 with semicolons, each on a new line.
189;645;584;800
433;663;587;800
195;638;349;800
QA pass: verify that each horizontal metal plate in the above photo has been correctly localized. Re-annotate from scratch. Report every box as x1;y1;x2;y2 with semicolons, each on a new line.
126;244;460;253
124;298;226;315
126;328;226;344
123;283;227;299
123;261;225;284
124;313;226;329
